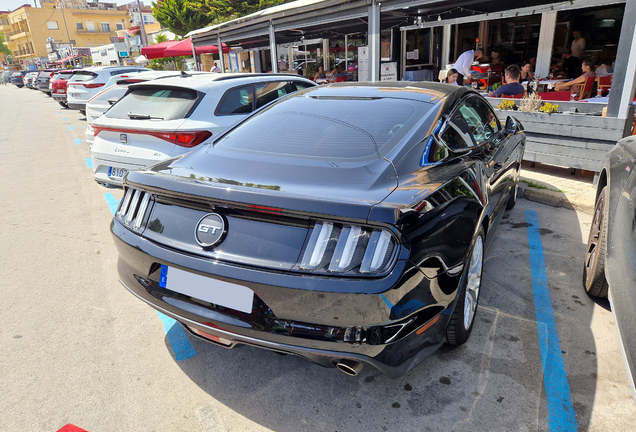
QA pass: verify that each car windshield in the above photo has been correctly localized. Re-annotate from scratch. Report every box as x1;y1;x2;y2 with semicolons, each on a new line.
57;73;74;80
72;71;98;82
105;87;199;121
215;96;430;161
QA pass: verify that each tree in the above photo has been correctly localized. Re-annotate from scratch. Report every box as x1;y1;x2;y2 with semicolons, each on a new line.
152;0;211;37
154;33;170;43
194;0;288;24
0;33;11;56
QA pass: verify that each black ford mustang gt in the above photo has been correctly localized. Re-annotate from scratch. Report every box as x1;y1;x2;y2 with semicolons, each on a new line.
112;82;525;378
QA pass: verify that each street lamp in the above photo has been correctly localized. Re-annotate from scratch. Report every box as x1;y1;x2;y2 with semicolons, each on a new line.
57;0;76;67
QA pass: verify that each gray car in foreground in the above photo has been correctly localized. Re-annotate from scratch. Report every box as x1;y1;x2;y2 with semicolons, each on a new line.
583;136;636;401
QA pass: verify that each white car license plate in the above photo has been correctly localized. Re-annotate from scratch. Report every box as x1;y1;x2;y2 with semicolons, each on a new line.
159;265;254;313
108;167;128;179
57;89;65;94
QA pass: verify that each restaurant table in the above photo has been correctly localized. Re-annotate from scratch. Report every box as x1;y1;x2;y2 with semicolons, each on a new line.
536;79;570;91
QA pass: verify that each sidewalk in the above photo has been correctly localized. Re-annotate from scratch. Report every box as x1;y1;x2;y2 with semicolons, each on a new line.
518;160;596;214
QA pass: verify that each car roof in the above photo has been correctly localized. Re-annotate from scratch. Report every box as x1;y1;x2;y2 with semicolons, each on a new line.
79;66;143;72
127;72;314;92
300;81;471;105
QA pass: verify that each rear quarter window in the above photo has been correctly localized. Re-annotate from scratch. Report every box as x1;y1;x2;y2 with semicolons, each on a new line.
105;87;200;121
72;71;98;82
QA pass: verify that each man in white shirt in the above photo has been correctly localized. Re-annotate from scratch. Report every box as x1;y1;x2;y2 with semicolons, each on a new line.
571;31;586;59
453;49;483;85
210;62;221;73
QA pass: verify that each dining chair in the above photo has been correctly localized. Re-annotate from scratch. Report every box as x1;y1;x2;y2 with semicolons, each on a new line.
571;76;595;100
596;75;612;96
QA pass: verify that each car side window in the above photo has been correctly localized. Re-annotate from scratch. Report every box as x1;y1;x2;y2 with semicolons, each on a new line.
458;97;502;145
255;81;295;109
440;110;475;150
217;85;254;115
293;81;314;91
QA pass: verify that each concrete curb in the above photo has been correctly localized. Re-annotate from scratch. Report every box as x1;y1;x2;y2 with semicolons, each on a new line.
517;181;595;215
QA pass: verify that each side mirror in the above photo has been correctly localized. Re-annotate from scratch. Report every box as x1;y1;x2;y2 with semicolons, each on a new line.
504;116;523;135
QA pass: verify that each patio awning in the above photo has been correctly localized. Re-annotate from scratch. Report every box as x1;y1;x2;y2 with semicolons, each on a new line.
54;53;81;64
140;41;180;59
162;38;230;57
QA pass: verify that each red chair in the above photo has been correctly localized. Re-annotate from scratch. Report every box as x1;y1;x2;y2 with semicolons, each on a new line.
537;91;571;101
596;75;612;96
335;76;348;82
571;75;595;100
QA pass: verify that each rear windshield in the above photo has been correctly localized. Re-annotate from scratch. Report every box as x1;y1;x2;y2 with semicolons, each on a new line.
71;71;98;82
215;96;429;161
105;87;199;121
56;73;74;80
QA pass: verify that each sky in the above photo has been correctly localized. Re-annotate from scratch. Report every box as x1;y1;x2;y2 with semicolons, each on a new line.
1;1;145;13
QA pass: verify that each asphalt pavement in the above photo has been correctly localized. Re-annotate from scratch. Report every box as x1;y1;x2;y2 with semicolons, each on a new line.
1;83;634;432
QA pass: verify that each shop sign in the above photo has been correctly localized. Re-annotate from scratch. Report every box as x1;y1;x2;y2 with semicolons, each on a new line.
381;62;397;81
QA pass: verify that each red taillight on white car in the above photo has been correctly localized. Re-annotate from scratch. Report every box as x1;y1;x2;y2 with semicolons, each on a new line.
69;82;105;89
93;127;212;148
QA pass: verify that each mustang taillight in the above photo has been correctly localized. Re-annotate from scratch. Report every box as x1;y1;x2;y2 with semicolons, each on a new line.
92;127;212;148
299;222;396;275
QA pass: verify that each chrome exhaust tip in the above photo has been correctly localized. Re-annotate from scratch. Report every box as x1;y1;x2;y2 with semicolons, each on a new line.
336;359;363;376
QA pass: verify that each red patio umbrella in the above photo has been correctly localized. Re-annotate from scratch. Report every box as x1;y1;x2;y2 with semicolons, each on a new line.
141;41;180;60
162;38;230;57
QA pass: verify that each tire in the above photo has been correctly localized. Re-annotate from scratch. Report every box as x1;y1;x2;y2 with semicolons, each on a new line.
79;110;86;116
446;226;485;345
583;186;609;298
506;166;520;210
58;101;67;108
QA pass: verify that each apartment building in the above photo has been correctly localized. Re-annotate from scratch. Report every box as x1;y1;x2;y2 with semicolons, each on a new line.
1;0;129;69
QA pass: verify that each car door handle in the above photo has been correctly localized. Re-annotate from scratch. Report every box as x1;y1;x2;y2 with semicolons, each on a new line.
493;162;503;171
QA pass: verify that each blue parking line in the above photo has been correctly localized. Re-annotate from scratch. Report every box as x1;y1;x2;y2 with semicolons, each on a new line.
525;210;578;431
104;193;120;216
74;138;82;145
157;312;198;361
62;117;67;121
85;158;93;169
68;125;73;131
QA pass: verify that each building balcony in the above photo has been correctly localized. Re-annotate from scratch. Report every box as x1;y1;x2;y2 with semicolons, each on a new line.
13;49;33;57
9;30;27;40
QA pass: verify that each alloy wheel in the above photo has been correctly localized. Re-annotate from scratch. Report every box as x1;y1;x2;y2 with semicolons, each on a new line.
464;236;483;330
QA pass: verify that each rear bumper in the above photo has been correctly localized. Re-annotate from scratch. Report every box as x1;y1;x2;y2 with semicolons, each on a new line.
68;103;86;111
112;218;458;378
52;94;67;103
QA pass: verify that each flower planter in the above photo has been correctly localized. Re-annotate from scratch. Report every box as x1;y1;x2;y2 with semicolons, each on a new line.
489;100;634;173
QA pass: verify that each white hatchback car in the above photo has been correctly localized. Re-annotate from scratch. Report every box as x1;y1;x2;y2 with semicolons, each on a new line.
90;73;316;187
66;66;151;115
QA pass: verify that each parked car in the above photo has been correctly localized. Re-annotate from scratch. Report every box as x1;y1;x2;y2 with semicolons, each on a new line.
37;70;57;95
111;82;525;377
84;71;209;146
90;73;316;187
10;71;27;87
66;66;151;115
51;69;77;108
23;72;39;89
583;136;636;399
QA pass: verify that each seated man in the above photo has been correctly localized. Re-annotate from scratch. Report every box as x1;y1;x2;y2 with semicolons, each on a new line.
330;65;346;82
488;65;524;98
554;60;595;98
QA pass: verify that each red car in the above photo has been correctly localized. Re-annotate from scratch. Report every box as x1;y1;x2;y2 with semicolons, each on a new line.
51;70;77;108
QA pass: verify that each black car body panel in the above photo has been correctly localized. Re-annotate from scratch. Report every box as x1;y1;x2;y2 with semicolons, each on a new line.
11;71;27;87
596;137;636;397
112;83;525;377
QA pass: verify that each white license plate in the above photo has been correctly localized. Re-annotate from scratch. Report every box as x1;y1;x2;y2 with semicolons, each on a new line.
159;265;254;313
57;89;65;94
108;167;128;179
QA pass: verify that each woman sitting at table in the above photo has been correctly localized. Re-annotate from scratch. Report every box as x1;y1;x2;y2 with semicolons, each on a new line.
314;65;327;82
554;59;595;97
488;65;524;98
446;68;459;85
520;61;535;83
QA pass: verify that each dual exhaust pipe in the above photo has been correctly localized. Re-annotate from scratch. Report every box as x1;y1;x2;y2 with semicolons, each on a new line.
336;359;364;376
